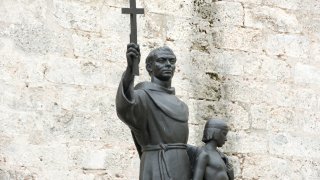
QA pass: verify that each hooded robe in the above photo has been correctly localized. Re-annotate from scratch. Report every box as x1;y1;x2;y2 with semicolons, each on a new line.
116;77;191;180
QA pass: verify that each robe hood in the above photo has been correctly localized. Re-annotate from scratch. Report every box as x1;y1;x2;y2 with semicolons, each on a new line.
135;82;189;122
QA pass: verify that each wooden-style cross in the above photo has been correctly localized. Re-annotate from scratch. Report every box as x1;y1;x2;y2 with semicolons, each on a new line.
122;0;144;76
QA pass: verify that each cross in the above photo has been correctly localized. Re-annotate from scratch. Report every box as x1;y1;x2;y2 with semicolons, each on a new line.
122;0;144;75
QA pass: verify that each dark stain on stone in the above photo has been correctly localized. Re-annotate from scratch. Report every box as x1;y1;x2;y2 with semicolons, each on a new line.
205;72;220;81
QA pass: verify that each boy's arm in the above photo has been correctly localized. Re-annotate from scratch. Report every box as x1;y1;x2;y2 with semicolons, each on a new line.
193;152;209;180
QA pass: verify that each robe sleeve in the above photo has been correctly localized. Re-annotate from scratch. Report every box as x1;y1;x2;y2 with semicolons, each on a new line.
115;74;146;132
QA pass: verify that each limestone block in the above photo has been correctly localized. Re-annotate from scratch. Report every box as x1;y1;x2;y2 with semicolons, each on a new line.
223;81;264;104
48;111;109;140
103;0;127;7
8;23;73;55
72;33;126;62
190;30;213;54
262;83;294;107
1;82;59;112
224;130;268;153
2;141;69;170
0;0;49;25
259;56;291;81
212;50;245;76
297;13;320;34
261;0;302;10
188;99;228;124
250;104;269;129
53;0;100;32
194;1;244;26
142;13;167;40
223;80;294;107
242;155;303;179
212;27;264;53
189;71;222;100
224;101;250;130
53;85;116;114
0;40;46;83
224;0;263;4
0;168;38;180
245;5;301;33
166;16;193;48
195;48;291;81
145;0;193;17
82;150;107;170
43;55;124;87
100;5;133;44
262;0;320;13
291;87;318;110
294;110;320;135
263;33;310;58
250;104;300;132
269;132;320;158
310;39;320;66
294;63;320;85
189;51;214;72
0;1;25;24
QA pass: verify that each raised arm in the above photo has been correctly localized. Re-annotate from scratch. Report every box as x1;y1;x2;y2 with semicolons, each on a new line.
116;43;143;130
122;43;141;101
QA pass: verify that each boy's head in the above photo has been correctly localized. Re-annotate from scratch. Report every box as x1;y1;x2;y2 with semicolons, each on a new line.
202;119;229;147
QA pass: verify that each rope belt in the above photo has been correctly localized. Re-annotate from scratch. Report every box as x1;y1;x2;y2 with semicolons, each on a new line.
142;143;187;180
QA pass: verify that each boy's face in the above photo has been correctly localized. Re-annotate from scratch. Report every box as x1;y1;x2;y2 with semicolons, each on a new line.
216;129;228;147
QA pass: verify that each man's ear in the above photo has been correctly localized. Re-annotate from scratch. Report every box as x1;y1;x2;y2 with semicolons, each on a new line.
146;63;152;73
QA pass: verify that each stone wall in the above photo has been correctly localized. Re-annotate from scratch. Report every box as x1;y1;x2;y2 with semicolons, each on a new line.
0;0;319;179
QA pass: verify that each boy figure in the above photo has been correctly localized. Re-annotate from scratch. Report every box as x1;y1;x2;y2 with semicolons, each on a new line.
193;119;234;180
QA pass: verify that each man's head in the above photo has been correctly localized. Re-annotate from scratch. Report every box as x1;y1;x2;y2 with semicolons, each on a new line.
145;46;176;81
202;119;229;147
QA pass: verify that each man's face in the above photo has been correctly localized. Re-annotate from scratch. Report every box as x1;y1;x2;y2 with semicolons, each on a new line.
216;129;228;147
150;50;176;81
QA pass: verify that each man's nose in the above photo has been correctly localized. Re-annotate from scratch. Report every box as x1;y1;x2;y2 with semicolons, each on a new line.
165;59;171;66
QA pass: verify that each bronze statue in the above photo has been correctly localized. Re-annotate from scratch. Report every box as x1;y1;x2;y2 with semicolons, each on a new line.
193;119;234;180
116;43;191;180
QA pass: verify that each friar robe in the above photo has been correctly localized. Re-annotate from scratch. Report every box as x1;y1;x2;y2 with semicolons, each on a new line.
116;76;191;180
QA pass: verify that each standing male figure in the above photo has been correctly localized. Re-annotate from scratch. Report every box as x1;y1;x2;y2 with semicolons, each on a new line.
193;119;234;180
116;43;191;180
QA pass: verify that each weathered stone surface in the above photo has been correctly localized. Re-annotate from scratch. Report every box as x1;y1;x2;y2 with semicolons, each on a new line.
145;0;193;17
250;104;300;131
53;0;100;32
241;155;315;179
212;27;264;52
269;132;320;158
194;1;244;26
245;5;301;33
8;23;73;56
0;0;319;179
294;110;320;135
224;130;268;154
263;33;310;58
262;0;320;13
223;80;295;107
294;63;320;85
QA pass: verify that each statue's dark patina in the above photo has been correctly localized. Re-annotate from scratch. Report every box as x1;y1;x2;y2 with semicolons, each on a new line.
193;119;234;180
116;43;191;180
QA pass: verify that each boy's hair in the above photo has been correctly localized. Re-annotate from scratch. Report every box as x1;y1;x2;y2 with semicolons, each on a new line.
202;119;228;143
